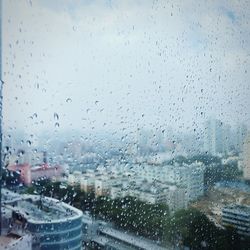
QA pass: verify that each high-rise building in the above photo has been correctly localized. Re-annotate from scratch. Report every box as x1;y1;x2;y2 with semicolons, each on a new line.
236;123;248;152
243;134;250;181
204;118;229;155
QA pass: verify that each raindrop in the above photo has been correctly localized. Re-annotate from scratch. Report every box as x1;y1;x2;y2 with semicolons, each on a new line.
54;113;59;120
66;98;72;103
18;150;24;157
55;122;60;128
4;146;10;154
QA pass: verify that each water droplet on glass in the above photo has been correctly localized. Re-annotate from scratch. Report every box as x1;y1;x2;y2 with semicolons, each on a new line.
54;113;59;120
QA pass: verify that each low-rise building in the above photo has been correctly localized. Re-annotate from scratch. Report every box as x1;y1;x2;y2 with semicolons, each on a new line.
81;213;170;250
7;163;64;185
68;170;82;186
95;177;119;197
110;181;188;211
80;176;95;192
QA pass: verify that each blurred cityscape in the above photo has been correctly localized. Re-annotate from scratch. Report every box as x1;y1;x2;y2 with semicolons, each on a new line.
2;0;250;248
1;117;250;249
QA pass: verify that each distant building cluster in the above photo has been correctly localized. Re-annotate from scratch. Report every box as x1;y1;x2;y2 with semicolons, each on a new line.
5;151;65;185
68;162;204;212
7;163;64;186
203;118;247;156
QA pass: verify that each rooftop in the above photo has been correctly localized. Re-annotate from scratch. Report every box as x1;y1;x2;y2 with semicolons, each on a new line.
2;189;82;224
100;227;170;250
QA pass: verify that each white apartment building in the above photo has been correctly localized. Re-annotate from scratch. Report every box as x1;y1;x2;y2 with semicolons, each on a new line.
80;176;95;192
68;170;82;186
167;186;188;212
222;204;250;236
243;134;250;180
95;177;122;197
132;162;204;202
67;162;204;210
110;181;188;211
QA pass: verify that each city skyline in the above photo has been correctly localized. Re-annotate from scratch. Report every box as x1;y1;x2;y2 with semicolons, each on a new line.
1;1;250;249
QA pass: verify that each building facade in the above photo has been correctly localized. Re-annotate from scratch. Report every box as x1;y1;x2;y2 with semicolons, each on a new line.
222;204;250;236
2;189;83;250
243;134;250;181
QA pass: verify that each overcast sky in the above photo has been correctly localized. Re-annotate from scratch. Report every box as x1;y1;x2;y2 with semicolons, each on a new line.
2;0;250;137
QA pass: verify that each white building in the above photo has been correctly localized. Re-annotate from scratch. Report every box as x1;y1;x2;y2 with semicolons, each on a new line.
134;162;204;203
167;186;188;212
68;170;82;186
222;204;250;236
204;118;228;155
236;123;248;152
95;177;120;197
243;134;250;180
80;176;95;192
110;180;188;211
